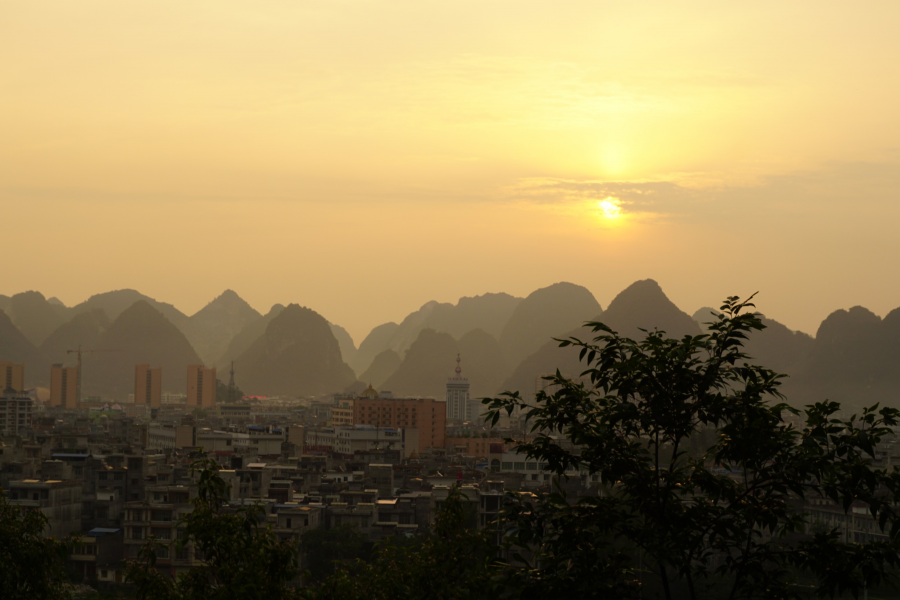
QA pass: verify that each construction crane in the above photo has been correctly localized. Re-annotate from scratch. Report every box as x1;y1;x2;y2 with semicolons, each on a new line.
66;345;116;404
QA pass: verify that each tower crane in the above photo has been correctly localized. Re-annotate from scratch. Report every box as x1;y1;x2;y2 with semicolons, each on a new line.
65;345;116;404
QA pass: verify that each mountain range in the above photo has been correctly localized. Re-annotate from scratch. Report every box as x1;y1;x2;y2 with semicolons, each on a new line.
3;282;900;412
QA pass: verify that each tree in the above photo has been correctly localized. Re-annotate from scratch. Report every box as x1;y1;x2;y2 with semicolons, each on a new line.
300;524;371;583
484;296;900;599
125;458;302;600
0;488;73;600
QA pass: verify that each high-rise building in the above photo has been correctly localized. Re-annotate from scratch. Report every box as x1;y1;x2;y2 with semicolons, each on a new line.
0;392;33;434
0;362;24;393
135;364;162;407
186;365;217;408
50;364;79;408
352;385;446;454
446;354;472;422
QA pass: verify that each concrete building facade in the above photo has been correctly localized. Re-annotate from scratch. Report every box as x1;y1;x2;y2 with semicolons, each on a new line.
0;393;34;434
134;364;162;408
186;365;216;408
351;386;446;453
50;364;79;408
0;361;24;393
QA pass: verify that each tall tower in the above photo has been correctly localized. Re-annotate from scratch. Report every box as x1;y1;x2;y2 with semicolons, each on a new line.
50;364;79;408
187;365;217;408
0;362;24;393
226;361;239;404
446;354;471;422
135;365;162;407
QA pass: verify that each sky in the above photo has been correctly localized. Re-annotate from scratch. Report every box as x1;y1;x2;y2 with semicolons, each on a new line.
2;1;900;343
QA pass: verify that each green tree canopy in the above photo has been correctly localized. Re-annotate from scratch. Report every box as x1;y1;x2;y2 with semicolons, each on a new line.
485;296;900;599
0;488;73;600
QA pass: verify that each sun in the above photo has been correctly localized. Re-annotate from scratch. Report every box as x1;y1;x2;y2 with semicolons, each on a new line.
598;197;621;219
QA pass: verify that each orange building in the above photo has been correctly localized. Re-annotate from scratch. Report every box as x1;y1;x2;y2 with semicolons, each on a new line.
135;364;162;407
0;362;24;393
446;437;505;458
351;385;446;453
186;365;216;408
50;364;78;408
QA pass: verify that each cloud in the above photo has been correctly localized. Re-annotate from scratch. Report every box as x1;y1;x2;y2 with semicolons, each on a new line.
503;159;900;223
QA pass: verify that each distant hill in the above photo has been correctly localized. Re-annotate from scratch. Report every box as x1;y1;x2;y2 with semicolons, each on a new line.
380;328;512;399
188;290;261;365
357;349;402;389
0;310;46;386
351;322;400;375
81;300;204;397
234;304;356;396
499;282;602;365
692;307;814;376
784;306;900;409
71;289;192;334
501;280;698;399
217;304;285;367
328;322;358;366
350;292;523;375
40;309;110;366
381;329;460;398
3;291;70;346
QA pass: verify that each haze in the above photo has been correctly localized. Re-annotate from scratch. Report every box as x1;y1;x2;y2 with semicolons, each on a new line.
3;1;900;342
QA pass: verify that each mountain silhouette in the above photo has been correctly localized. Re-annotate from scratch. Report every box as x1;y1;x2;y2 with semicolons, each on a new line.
0;310;46;387
500;280;698;400
380;328;512;400
351;322;400;375
350;292;523;375
234;304;356;396
381;329;459;398
71;289;192;338
499;282;602;365
82;300;203;396
40;309;110;366
217;304;285;367
692;307;814;376
357;349;402;389
329;322;358;365
601;279;701;339
188;290;261;365
3;291;70;346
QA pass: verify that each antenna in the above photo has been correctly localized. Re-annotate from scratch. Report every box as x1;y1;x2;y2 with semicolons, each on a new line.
227;361;238;403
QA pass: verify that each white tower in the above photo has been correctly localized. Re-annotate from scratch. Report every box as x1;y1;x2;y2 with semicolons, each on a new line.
446;354;471;422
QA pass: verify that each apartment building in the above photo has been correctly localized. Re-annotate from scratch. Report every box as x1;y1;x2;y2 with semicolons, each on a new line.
0;393;33;434
134;364;162;407
50;364;79;408
186;365;216;408
0;361;24;392
351;386;446;454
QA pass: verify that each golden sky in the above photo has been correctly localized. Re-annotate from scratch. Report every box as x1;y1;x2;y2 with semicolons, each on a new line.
3;1;900;342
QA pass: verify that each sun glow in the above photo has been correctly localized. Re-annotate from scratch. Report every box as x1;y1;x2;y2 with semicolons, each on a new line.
598;197;621;219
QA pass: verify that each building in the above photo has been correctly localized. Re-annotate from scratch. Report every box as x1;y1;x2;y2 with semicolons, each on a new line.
7;479;83;537
446;436;504;458
351;385;446;454
446;354;473;422
333;398;354;426
134;364;162;407
186;365;216;408
50;364;79;408
0;361;24;393
305;424;403;457
0;392;34;434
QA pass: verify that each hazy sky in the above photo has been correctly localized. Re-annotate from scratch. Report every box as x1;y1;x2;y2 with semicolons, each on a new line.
3;1;900;343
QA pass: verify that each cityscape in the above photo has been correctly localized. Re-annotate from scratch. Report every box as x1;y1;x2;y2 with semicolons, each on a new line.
4;1;900;599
